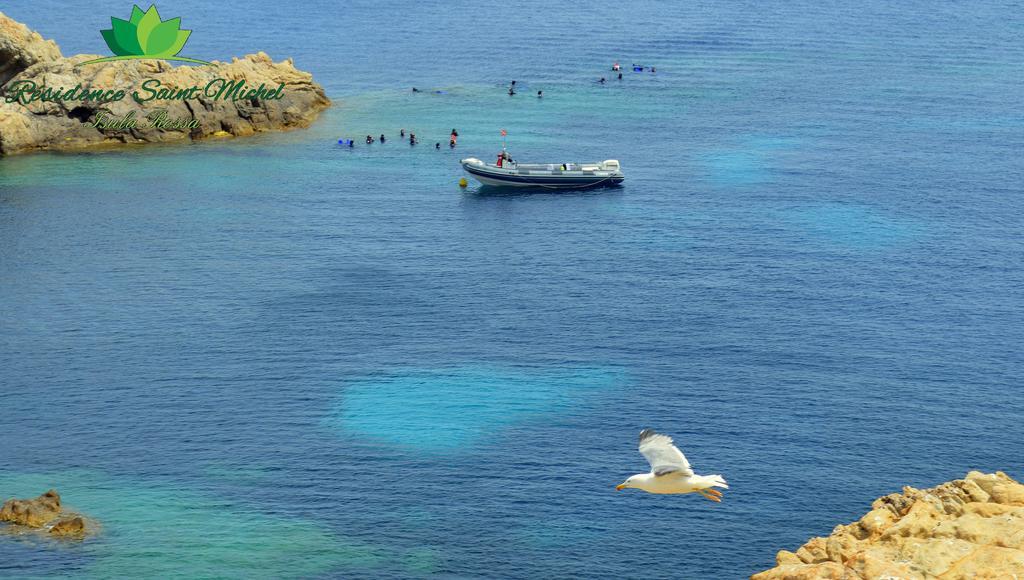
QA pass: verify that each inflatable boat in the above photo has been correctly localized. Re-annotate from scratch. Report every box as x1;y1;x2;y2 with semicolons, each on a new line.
460;156;624;189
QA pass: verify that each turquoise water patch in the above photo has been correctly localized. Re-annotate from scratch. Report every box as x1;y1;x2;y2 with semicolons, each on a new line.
700;136;800;185
328;367;622;451
0;470;382;578
780;203;924;248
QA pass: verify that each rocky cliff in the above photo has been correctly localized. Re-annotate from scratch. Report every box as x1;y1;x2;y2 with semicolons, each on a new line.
753;471;1024;579
0;12;330;155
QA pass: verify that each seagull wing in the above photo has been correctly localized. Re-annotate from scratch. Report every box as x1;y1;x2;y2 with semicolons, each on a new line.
638;429;694;477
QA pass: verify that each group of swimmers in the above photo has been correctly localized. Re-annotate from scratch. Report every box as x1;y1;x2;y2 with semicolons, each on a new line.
503;61;657;95
505;80;544;98
339;59;651;148
338;128;459;149
601;62;655;83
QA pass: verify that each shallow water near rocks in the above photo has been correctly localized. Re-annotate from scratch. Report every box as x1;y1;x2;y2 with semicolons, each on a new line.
2;0;1023;577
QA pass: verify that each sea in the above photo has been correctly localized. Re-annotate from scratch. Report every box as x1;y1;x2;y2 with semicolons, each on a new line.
1;1;1022;578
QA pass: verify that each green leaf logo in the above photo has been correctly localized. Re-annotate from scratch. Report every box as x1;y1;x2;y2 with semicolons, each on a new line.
83;5;210;65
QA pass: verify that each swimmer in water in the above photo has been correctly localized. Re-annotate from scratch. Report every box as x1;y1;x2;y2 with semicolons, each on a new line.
618;72;623;80
366;135;374;144
348;140;354;148
412;87;420;92
400;129;405;137
380;134;386;143
537;90;543;97
651;67;656;73
436;142;441;149
509;87;515;96
410;133;417;145
599;77;606;83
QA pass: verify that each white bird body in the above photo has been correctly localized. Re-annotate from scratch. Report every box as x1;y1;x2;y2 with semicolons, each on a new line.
617;429;729;501
622;472;727;495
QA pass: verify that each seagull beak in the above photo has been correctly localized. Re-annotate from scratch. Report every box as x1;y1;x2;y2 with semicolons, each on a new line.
616;484;626;491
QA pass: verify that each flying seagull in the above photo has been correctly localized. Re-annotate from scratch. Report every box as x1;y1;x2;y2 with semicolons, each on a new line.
616;429;729;501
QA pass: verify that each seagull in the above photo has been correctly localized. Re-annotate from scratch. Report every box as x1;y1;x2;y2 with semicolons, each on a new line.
616;429;729;501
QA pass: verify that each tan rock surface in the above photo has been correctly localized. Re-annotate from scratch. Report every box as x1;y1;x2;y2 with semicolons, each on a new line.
0;489;61;527
0;12;61;85
48;515;86;536
1;489;94;539
0;12;330;155
752;472;1024;580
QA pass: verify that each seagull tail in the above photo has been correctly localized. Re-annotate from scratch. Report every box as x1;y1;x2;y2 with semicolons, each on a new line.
705;474;729;490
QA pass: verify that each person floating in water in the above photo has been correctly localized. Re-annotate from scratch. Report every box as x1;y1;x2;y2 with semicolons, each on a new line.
537;90;543;98
348;140;354;148
651;67;656;73
599;77;606;84
366;135;375;144
400;129;405;138
612;62;621;71
450;129;458;147
409;133;417;145
436;142;441;149
618;72;623;80
380;134;386;143
508;86;515;96
412;87;420;92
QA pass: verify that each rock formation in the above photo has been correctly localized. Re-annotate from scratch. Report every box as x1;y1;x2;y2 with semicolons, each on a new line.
1;489;91;537
0;13;61;86
752;471;1024;579
0;489;62;527
48;516;86;536
0;12;330;155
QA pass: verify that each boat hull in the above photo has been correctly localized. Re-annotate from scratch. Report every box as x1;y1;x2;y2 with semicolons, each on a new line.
461;159;624;189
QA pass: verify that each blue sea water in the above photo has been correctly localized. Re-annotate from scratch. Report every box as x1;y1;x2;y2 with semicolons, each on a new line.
1;0;1023;577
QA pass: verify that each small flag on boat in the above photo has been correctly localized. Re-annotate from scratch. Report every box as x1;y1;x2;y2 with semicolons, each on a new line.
500;129;507;136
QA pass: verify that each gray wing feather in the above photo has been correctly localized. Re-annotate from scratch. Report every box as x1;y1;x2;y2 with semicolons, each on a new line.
638;429;694;477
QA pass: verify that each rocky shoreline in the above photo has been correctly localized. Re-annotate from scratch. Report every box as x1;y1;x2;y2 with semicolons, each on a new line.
0;12;330;156
753;471;1024;579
